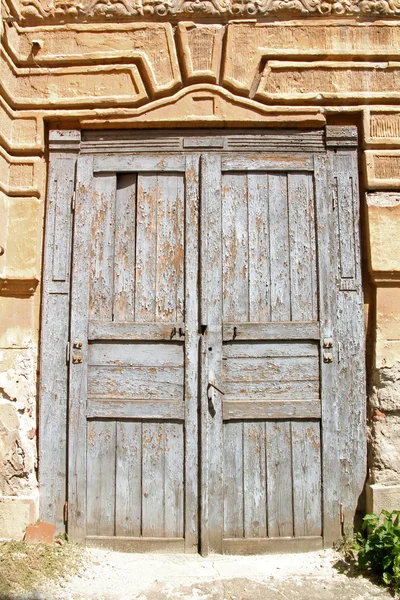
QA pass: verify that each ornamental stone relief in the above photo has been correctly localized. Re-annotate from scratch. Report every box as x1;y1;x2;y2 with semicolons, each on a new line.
18;0;400;19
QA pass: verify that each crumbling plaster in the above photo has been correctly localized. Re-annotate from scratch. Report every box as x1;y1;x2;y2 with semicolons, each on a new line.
1;0;400;539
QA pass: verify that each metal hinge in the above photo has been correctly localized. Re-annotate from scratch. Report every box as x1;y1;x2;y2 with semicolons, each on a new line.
63;501;68;524
66;341;70;365
71;191;76;212
340;503;344;524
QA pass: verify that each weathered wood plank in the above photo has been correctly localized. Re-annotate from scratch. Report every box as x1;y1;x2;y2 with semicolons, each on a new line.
266;421;294;537
222;155;314;171
88;342;184;367
113;174;136;322
164;423;184;537
269;173;291;322
223;422;244;538
142;423;165;537
184;154;200;552
315;152;341;546
202;152;224;553
223;322;320;341
222;172;249;322
291;421;322;537
135;174;157;322
86;420;116;536
156;174;185;323
288;173;318;321
223;341;319;359
93;154;186;173
68;154;94;541
223;380;320;400
223;356;319;382
248;173;270;322
88;321;185;341
223;536;323;555
88;366;184;400
243;422;267;538
40;144;78;530
223;400;321;420
115;421;141;537
86;400;185;420
89;173;116;321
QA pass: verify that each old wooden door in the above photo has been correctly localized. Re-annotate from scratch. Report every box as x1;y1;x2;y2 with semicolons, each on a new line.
61;128;365;553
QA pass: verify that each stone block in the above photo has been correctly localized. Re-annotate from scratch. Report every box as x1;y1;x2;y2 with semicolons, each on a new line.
364;109;400;147
370;415;400;484
0;196;41;282
366;482;400;516
177;23;224;84
0;495;38;540
376;288;400;368
365;151;400;190
367;193;400;275
0;296;35;348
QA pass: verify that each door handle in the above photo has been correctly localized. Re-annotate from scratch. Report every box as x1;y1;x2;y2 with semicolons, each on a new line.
207;381;224;417
207;382;225;396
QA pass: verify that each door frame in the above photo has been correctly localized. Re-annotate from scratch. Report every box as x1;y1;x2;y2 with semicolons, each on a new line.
39;126;366;552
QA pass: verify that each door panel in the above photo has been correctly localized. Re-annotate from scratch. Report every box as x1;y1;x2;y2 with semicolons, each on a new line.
68;154;197;551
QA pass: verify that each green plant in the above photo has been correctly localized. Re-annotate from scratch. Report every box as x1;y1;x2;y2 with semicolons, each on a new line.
356;510;400;593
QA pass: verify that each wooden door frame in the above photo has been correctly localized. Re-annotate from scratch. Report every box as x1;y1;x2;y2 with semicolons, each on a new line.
39;126;366;552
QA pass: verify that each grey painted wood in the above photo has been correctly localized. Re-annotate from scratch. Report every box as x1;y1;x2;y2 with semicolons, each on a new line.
223;322;320;341
314;152;341;546
328;138;366;527
94;154;186;173
222;155;314;171
223;400;321;420
164;422;184;537
68;154;94;541
223;355;319;382
243;422;267;538
184;154;200;552
87;365;184;399
248;173;270;322
86;400;185;420
223;380;320;400
223;422;244;538
114;174;136;322
115;421;141;536
88;321;185;340
86;420;116;536
266;421;294;537
88;342;184;367
202;153;224;553
269;173;291;322
40;135;79;531
223;341;319;358
291;421;322;537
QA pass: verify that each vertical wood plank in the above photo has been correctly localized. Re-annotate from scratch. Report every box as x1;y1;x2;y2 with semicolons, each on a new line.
268;174;291;322
223;422;244;538
202;153;223;553
86;420;116;536
142;422;165;537
184;154;200;552
266;421;294;537
288;173;317;322
248;173;270;322
291;421;322;537
164;423;184;537
314;153;341;546
40;145;79;530
115;421;142;537
243;422;267;538
135;174;157;322
90;174;116;321
68;154;93;541
222;172;249;322
156;174;185;323
330;147;366;526
114;174;136;322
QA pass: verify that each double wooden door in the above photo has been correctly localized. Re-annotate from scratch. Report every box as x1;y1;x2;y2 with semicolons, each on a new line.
64;130;365;553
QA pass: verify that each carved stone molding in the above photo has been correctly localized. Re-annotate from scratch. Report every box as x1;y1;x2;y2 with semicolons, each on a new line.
19;0;400;20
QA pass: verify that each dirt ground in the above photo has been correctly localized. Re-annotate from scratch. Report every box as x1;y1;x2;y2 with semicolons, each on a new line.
36;548;394;600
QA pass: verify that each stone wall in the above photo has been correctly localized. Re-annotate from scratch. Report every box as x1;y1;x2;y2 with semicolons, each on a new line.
1;0;400;538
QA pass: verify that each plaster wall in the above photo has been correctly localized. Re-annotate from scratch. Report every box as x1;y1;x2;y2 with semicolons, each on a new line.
1;0;400;539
